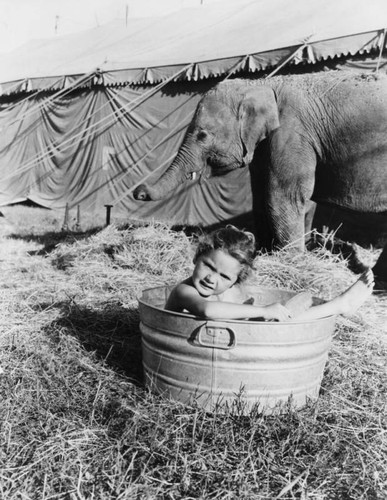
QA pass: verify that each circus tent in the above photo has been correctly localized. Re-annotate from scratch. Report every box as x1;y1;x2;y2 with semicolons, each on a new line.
0;0;386;227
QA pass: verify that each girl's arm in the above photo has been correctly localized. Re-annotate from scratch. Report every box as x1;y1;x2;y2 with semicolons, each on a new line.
167;283;292;321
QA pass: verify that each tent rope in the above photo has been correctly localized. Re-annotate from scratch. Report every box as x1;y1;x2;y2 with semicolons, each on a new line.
0;76;120;155
265;42;309;79
77;108;196;212
102;110;196;207
29;106;195;210
88;154;176;212
1;90;129;182
0;71;96;127
222;55;249;81
2;63;194;184
376;28;387;75
1;76;65;114
221;39;310;82
127;153;176;193
110;40;311;211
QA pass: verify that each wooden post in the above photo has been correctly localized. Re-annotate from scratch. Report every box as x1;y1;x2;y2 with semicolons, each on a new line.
62;203;69;231
75;205;81;232
105;204;113;226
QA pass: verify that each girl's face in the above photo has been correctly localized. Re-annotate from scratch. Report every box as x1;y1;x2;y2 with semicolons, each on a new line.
192;249;242;297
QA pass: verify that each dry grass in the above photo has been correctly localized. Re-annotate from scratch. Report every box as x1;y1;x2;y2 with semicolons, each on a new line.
0;207;386;499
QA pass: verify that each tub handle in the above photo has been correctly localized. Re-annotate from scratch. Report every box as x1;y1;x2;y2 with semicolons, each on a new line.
197;322;236;350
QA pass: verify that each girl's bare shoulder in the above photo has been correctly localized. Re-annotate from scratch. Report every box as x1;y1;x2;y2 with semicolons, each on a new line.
165;278;197;311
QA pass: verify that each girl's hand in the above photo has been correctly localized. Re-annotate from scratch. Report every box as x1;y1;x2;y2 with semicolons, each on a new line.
261;303;293;321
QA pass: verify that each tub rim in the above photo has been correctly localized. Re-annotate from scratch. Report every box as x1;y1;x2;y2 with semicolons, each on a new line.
138;284;336;325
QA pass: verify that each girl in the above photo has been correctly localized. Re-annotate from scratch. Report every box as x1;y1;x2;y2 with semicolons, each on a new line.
165;226;374;321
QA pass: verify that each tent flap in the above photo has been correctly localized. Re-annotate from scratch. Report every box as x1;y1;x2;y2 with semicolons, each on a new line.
0;83;254;225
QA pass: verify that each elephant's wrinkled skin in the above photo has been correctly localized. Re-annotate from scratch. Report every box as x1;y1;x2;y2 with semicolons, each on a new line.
133;73;387;278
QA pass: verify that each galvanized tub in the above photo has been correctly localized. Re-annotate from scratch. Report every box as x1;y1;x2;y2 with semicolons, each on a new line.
138;285;336;413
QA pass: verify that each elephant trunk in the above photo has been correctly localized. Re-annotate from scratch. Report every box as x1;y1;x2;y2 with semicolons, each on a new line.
133;143;201;201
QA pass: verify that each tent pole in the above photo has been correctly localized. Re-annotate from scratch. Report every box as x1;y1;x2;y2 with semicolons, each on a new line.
75;205;81;231
61;203;70;231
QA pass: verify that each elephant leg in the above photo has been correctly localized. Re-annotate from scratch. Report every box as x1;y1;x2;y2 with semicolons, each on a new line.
267;192;308;251
267;130;317;251
267;175;315;251
304;200;317;244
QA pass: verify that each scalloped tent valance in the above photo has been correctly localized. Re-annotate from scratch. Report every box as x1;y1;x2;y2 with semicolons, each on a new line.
0;0;386;95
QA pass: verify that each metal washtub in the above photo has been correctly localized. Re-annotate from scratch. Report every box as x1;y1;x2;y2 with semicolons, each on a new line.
138;285;336;413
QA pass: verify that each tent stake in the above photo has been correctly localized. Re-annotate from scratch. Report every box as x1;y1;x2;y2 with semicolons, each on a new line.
105;204;113;225
75;205;81;231
62;203;69;231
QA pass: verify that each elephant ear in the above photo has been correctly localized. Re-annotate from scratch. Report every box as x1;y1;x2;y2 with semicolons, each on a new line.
238;87;280;165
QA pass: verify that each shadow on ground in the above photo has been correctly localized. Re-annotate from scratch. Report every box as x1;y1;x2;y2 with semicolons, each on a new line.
40;301;144;385
6;228;104;255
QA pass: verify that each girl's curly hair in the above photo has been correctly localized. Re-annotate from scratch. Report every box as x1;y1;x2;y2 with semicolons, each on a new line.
194;225;256;283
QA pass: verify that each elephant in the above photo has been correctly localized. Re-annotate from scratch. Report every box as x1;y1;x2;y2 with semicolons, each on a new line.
133;72;387;280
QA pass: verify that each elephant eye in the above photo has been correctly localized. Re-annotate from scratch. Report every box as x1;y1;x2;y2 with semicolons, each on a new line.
197;131;209;142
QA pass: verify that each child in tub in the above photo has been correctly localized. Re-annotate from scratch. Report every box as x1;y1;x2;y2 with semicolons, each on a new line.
165;225;374;321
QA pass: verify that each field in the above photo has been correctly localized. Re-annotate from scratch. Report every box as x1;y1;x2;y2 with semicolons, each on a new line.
0;205;386;499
